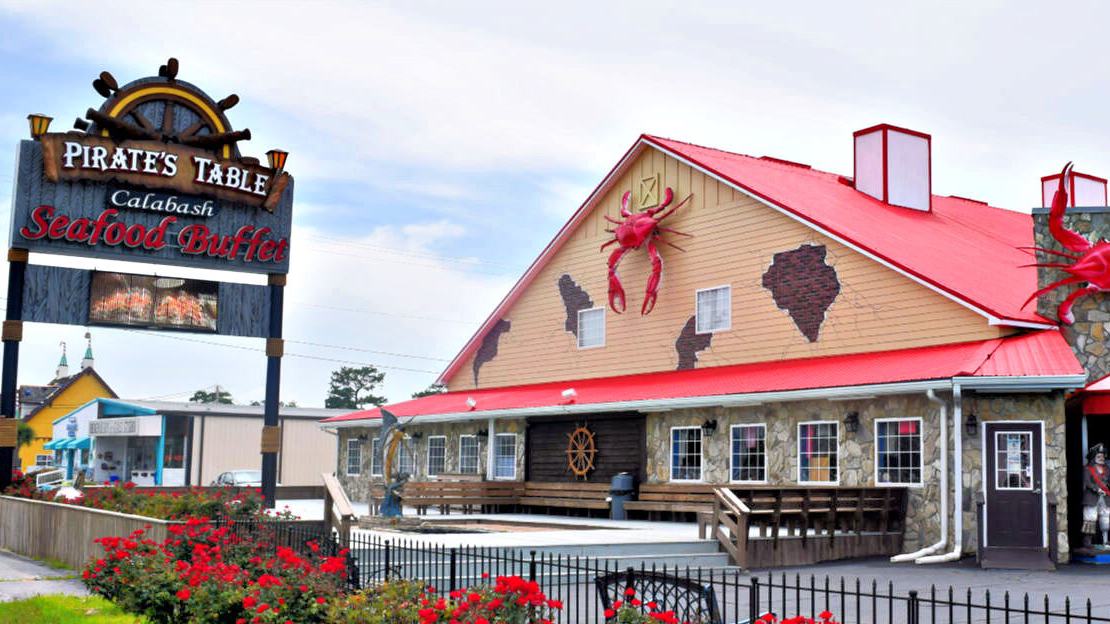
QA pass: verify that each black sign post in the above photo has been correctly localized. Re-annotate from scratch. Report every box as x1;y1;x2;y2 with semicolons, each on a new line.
0;250;27;491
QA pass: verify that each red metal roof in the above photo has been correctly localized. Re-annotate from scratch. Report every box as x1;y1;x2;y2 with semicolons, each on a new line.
439;134;1051;385
327;330;1080;424
643;135;1042;325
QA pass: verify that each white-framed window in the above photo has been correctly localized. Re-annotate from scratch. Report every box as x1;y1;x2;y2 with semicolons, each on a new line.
670;426;703;481
875;418;923;486
371;438;383;476
35;454;53;467
346;439;362;476
730;424;766;483
459;435;480;474
577;307;605;349
494;433;516;479
696;285;731;333
994;431;1033;490
798;421;838;484
427;436;446;477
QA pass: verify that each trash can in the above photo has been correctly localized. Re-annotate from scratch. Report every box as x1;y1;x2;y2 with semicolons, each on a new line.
608;472;637;520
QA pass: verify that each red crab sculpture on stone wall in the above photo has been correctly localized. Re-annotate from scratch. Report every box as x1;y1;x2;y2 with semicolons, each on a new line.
1024;162;1110;324
600;187;692;315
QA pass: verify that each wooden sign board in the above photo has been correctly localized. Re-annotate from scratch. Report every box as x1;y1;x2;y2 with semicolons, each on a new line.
11;140;293;274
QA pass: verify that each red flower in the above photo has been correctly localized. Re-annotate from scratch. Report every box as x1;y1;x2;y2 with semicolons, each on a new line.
176;588;190;601
625;587;636;596
604;609;616;617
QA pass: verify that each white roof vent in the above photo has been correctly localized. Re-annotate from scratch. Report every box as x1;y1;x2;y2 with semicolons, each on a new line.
853;124;932;211
1041;170;1107;208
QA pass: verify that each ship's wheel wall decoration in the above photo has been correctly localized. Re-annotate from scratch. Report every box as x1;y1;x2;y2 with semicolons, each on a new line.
565;424;597;479
81;59;248;160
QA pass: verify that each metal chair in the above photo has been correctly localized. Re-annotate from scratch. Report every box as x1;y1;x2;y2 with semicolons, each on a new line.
595;567;722;624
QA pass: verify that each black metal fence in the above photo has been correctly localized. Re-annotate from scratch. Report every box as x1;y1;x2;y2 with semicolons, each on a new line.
226;521;1110;624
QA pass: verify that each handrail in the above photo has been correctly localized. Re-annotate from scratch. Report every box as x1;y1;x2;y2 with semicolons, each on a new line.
322;472;356;543
709;486;750;569
717;487;750;516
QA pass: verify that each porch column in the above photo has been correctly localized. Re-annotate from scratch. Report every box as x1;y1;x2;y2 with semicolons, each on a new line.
485;418;496;480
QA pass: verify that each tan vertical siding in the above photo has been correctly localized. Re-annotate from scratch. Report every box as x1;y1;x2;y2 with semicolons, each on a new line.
279;419;337;486
448;149;1005;391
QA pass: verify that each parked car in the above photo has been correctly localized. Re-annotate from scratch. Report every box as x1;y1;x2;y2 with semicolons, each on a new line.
211;469;264;487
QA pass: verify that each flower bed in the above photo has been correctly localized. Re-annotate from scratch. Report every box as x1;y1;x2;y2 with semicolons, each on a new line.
3;474;282;521
84;518;347;623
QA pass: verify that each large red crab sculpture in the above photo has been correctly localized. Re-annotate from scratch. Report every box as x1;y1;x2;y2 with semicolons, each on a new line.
1024;162;1110;324
600;187;692;314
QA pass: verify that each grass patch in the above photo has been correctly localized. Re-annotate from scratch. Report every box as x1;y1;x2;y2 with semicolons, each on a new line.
32;555;73;570
0;595;146;622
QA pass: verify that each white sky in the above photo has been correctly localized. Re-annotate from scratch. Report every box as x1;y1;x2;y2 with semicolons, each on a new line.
0;1;1107;406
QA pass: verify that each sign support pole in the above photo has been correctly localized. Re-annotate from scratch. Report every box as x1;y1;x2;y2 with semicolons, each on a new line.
261;273;285;508
0;249;28;491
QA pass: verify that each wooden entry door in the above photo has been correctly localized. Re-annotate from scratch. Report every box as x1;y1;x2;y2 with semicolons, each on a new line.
985;422;1044;549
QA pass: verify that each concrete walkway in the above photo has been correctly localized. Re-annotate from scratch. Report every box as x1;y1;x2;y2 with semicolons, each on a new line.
0;549;88;603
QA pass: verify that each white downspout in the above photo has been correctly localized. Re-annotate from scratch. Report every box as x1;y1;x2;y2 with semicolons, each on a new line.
918;382;963;564
891;389;947;562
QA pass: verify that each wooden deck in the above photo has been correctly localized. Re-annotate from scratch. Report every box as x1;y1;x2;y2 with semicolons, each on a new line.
363;480;906;569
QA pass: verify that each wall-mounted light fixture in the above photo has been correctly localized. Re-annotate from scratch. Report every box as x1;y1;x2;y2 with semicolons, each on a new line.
965;413;978;437
410;431;424;441
701;419;717;436
27;113;52;139
844;411;860;434
266;148;289;172
466;397;477;410
561;388;577;403
476;429;489;439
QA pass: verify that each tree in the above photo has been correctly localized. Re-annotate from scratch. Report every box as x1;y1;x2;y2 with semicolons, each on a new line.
325;366;386;410
17;422;33;448
412;383;447;399
190;387;233;404
249;400;298;407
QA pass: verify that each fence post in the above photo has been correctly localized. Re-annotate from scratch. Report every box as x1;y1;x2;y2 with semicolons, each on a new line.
449;547;457;592
749;577;760;622
907;589;919;624
529;550;537;582
384;540;391;581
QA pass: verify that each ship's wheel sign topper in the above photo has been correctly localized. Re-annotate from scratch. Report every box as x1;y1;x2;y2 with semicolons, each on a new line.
39;57;290;212
600;187;693;315
565;424;597;479
1025;162;1110;324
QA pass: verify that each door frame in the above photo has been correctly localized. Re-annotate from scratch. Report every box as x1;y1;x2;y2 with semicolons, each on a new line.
980;419;1047;549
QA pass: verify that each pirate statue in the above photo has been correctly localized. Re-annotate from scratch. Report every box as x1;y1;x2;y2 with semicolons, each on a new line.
1083;443;1110;549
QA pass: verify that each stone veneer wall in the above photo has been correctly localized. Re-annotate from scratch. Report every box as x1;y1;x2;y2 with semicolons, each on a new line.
336;419;527;503
644;391;1068;561
1033;208;1110;383
963;392;1069;561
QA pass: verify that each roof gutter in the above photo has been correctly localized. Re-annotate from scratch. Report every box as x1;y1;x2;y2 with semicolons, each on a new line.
321;378;958;429
953;375;1086;392
322;374;1085;430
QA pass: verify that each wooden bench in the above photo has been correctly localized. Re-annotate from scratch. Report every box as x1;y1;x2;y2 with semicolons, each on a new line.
623;483;717;519
403;480;524;515
517;481;610;512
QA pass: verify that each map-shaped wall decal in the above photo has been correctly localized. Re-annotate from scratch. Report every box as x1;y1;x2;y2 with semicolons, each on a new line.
558;274;593;337
761;244;840;342
675;315;712;370
473;318;511;385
